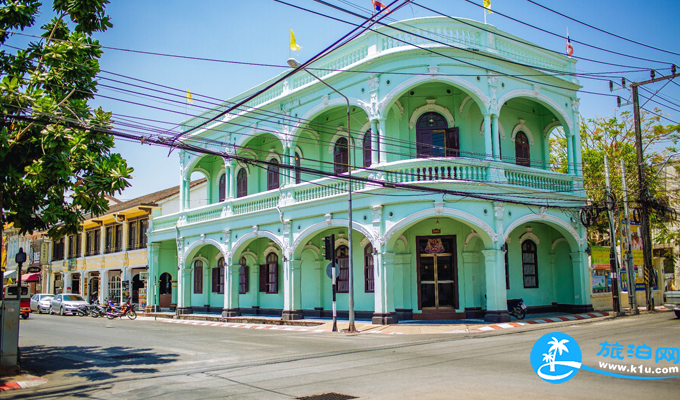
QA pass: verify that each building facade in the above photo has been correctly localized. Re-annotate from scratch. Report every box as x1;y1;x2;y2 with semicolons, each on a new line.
147;16;590;323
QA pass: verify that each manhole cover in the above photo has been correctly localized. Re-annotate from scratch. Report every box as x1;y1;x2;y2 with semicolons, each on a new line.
296;393;358;400
107;354;148;360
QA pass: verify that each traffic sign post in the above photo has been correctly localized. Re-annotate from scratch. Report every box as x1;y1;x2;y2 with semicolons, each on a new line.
323;235;337;332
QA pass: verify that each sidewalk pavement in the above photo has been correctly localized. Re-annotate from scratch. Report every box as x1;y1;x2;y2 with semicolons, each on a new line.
149;310;633;335
0;373;48;392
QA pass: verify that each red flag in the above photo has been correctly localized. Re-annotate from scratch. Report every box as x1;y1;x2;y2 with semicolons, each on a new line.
566;29;574;56
372;0;390;13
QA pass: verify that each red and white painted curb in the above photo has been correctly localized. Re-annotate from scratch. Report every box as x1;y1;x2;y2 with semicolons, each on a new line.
0;376;48;391
162;319;403;334
473;312;610;332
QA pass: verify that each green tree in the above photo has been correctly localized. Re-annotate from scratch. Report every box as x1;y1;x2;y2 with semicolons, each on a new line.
0;1;132;266
553;109;680;239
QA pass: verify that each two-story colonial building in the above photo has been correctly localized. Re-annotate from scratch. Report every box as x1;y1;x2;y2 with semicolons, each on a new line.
147;16;591;323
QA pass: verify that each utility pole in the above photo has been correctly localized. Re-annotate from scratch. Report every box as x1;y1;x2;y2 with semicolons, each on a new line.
630;70;680;311
621;158;639;314
604;155;621;315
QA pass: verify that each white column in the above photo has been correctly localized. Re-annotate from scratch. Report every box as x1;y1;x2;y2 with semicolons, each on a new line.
370;119;379;165
483;113;493;160
378;118;387;164
481;249;510;322
373;250;396;324
177;262;192;314
179;172;185;212
492;114;500;161
80;231;86;258
567;133;575;175
282;258;303;320
571;251;592;312
223;260;239;317
184;178;191;210
228;160;236;199
99;225;105;255
100;269;108;304
122;220;128;252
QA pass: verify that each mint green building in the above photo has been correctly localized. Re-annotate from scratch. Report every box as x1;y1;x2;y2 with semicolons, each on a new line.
147;17;591;323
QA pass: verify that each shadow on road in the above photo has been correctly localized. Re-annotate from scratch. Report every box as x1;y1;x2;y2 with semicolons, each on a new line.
19;345;179;381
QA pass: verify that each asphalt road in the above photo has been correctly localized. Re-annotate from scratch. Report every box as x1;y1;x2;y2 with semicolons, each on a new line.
5;311;680;399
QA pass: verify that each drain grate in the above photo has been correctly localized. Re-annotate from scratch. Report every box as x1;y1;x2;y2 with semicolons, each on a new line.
106;354;148;360
296;393;358;400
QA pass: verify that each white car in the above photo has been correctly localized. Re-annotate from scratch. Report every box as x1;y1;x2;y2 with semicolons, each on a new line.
50;294;88;316
30;294;55;313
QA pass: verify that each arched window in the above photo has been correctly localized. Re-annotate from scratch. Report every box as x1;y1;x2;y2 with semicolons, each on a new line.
237;168;247;198
212;257;224;294
218;173;226;202
334;137;349;174
267;159;280;190
194;260;203;294
364;244;374;293
295;152;301;184
521;240;538;288
239;256;248;294
259;253;279;294
159;272;172;295
335;245;349;293
416;112;459;158
515;131;530;167
363;130;372;168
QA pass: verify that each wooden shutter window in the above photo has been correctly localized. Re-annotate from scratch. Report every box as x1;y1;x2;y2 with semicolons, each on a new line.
211;267;219;293
237;168;247;198
336;245;349;293
334;137;349;174
218;173;226;202
239;257;248;294
267;159;280;191
259;264;267;293
295;152;301;184
363;130;372;168
364;244;374;293
266;253;279;294
445;127;460;157
515;131;531;167
194;260;203;294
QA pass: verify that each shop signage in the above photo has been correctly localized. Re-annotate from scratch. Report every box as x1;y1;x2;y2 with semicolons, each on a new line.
26;266;41;273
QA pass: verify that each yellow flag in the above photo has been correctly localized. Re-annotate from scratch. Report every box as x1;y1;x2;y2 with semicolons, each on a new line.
290;29;302;52
483;0;492;13
186;87;193;104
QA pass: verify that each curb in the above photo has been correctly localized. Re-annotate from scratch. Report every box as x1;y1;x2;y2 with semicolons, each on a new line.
162;319;404;334
473;312;610;332
0;376;48;392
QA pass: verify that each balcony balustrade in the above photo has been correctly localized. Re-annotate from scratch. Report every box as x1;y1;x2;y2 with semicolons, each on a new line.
150;158;582;232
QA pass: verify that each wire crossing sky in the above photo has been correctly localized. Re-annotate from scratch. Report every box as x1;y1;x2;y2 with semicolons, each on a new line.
3;0;679;200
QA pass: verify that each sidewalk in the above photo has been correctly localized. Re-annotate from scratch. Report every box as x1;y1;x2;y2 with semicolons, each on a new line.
0;373;48;392
146;310;627;335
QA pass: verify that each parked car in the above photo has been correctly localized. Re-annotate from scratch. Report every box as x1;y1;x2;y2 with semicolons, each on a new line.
664;290;680;318
30;294;55;314
50;294;88;316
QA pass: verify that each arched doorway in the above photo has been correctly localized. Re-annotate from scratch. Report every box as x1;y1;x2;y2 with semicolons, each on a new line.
159;272;172;308
416;112;459;157
132;274;144;303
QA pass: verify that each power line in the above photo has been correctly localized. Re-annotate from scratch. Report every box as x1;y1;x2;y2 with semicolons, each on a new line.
461;0;675;66
525;0;680;58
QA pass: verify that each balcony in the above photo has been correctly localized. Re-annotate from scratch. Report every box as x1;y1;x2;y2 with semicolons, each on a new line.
150;158;583;233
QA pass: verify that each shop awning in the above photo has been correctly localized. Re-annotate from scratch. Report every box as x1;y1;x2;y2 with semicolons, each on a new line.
21;273;41;282
3;270;17;279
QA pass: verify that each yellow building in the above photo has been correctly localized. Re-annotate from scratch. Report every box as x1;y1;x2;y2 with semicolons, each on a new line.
44;183;205;305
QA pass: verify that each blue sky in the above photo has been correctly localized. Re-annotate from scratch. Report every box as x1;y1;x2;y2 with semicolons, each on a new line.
5;0;680;200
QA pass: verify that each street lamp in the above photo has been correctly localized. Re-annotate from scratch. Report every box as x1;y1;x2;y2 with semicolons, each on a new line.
15;248;27;300
287;58;356;332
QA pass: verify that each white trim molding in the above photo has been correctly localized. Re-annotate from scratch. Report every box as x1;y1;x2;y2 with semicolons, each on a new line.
408;99;455;130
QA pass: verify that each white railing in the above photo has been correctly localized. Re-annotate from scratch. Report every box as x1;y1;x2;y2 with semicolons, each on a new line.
232;192;279;215
505;167;573;192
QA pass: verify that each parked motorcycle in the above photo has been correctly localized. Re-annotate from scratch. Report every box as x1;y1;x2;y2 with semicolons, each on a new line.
90;300;107;318
508;298;527;320
75;304;91;317
120;300;137;320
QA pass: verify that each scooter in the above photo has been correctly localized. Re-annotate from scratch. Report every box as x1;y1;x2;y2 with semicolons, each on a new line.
508;298;527;320
90;300;107;318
